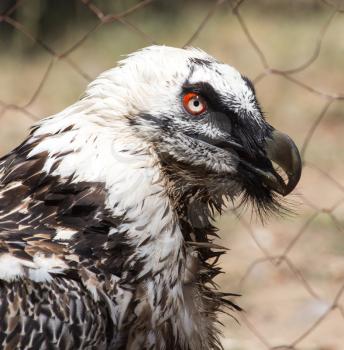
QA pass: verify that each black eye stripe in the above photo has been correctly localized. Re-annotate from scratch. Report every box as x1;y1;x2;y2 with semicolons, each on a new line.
182;82;218;104
182;81;239;118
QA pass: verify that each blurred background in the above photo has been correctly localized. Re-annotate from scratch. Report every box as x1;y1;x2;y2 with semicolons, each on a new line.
0;0;344;349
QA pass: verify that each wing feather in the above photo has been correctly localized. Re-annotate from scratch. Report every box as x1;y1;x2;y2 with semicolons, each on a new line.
0;137;133;348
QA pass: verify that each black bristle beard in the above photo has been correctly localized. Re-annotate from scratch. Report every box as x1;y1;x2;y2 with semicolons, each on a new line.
235;166;291;221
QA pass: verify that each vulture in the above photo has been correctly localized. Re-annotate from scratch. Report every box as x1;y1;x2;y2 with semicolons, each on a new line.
0;46;301;350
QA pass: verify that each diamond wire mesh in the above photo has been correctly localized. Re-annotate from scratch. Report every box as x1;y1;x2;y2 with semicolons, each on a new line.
0;1;343;349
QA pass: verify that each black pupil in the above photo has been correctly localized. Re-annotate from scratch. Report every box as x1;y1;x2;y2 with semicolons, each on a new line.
193;100;200;107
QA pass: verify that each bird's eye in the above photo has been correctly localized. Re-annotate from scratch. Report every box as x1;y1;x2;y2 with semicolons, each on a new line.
182;92;207;116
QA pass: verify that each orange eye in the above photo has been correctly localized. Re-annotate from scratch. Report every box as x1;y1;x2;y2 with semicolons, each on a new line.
182;92;207;116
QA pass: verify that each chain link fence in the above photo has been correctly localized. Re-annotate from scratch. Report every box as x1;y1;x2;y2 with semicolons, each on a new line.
0;0;343;349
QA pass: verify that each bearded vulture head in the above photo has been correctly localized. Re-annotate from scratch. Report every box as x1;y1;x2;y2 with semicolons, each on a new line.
0;46;301;349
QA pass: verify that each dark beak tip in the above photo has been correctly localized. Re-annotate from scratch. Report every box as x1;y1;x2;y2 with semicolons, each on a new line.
284;164;302;196
265;130;302;196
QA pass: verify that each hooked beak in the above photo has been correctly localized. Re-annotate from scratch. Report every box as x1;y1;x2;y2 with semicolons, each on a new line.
262;130;302;196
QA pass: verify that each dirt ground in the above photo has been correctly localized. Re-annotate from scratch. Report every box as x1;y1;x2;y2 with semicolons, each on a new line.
0;2;343;349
